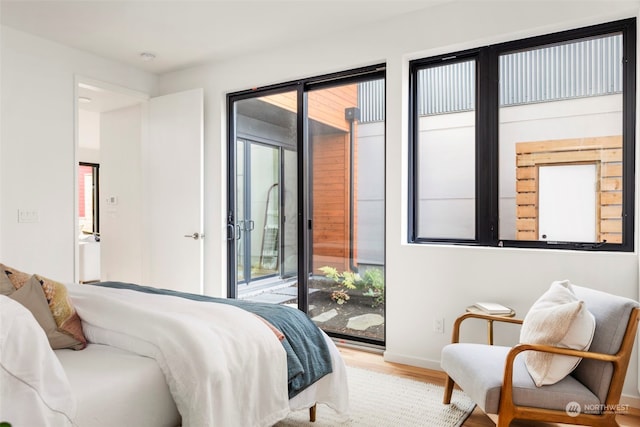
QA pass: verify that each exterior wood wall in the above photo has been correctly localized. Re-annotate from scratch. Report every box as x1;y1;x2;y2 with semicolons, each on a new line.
312;133;353;273
309;87;358;274
515;136;623;243
263;89;352;132
263;86;359;273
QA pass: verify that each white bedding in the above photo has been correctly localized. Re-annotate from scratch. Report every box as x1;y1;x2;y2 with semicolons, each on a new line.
0;296;75;427
66;283;290;427
56;344;180;427
289;333;349;416
1;284;349;427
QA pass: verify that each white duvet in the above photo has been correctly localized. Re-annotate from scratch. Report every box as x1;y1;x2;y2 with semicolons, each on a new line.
65;283;290;427
0;296;76;426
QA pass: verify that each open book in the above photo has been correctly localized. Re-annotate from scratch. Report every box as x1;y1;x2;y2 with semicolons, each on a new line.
473;302;512;315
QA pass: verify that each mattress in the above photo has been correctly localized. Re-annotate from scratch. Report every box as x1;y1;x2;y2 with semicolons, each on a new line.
56;335;348;426
55;344;180;427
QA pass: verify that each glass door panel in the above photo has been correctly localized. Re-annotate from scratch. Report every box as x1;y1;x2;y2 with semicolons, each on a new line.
235;140;245;283
232;91;298;300
282;149;298;278
307;79;385;342
249;143;279;280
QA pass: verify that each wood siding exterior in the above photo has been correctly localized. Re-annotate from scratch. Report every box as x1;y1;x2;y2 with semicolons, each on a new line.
309;86;358;273
264;85;359;273
263;88;352;132
515;136;623;243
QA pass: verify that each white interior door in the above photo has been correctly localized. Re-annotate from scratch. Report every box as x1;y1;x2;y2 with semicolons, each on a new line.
538;164;597;242
146;88;204;293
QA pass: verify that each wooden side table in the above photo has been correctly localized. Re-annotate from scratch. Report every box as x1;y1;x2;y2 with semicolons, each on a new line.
465;305;516;345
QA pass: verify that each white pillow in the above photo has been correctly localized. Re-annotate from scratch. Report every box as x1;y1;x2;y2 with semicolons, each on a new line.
0;295;76;425
520;280;595;386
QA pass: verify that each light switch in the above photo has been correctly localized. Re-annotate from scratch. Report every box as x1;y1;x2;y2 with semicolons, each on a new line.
18;209;39;223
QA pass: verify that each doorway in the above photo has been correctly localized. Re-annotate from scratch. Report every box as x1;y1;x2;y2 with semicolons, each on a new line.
75;79;145;283
75;79;204;292
228;66;386;345
236;139;298;288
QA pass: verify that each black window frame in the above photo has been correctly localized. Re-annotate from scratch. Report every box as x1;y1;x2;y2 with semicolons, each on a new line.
79;162;100;235
409;18;636;252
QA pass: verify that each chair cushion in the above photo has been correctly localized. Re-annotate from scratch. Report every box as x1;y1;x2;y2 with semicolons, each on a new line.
571;286;639;402
441;343;600;414
519;280;595;386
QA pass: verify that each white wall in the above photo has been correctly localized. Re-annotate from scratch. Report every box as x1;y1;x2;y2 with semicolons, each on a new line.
357;121;385;265
158;0;640;398
78;109;101;164
0;26;157;280
415;94;622;239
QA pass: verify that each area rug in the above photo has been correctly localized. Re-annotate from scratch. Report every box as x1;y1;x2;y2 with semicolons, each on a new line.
276;366;476;426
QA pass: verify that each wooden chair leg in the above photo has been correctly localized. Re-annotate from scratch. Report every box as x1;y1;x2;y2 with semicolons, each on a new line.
443;376;455;404
309;404;316;422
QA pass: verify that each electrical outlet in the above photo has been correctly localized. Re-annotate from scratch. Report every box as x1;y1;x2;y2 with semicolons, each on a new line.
18;209;39;223
433;317;445;334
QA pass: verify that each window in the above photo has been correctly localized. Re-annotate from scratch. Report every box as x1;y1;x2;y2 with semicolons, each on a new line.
409;18;635;251
78;162;99;235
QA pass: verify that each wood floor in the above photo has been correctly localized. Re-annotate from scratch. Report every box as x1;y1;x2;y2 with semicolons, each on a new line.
338;345;640;427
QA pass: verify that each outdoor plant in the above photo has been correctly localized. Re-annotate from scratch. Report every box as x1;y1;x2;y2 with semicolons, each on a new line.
319;266;385;307
330;289;350;305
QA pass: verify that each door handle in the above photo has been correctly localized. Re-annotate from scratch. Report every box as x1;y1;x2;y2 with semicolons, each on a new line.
184;232;204;240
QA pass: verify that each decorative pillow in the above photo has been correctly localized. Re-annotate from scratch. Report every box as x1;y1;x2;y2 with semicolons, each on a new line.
520;280;595;386
0;263;31;290
0;270;15;295
34;274;87;349
8;275;84;350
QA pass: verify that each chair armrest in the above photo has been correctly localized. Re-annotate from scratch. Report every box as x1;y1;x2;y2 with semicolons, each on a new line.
500;342;618;406
507;342;617;363
450;312;523;344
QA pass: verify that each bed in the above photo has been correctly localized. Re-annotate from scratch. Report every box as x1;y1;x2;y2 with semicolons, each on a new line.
0;277;349;427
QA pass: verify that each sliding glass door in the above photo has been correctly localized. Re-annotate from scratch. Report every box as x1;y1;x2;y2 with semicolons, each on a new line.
306;78;385;342
230;91;298;297
228;66;385;345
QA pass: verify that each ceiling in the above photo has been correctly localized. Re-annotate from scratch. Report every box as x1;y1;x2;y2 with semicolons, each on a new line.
77;82;145;113
1;0;444;75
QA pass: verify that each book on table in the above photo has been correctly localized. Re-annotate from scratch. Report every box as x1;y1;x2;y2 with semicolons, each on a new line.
473;302;512;315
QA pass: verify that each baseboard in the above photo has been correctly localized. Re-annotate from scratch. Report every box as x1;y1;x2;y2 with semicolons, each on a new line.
382;351;442;371
621;394;640;410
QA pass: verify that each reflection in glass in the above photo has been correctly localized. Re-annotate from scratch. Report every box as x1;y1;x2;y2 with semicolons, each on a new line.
308;79;386;342
498;33;623;243
234;93;298;293
415;60;476;239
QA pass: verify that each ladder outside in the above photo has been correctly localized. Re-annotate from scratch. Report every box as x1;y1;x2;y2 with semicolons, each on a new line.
259;183;279;271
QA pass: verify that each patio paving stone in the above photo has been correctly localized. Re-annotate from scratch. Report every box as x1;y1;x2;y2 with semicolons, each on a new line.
346;313;384;331
312;308;338;323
